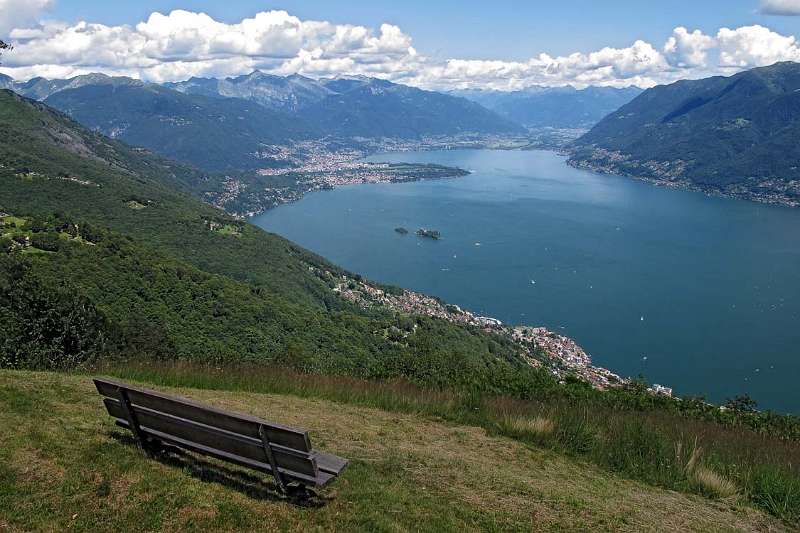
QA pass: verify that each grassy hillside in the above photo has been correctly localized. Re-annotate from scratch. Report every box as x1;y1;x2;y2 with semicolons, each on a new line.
570;62;800;205
0;370;790;532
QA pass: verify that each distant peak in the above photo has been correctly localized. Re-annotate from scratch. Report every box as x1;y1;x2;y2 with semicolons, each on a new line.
70;73;110;82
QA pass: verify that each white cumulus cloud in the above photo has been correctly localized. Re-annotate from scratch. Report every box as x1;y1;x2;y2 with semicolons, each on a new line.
1;10;420;83
0;9;799;90
717;25;800;66
664;27;716;67
0;0;53;38
760;0;800;15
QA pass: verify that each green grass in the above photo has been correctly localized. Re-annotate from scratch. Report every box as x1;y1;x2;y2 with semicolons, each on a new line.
215;224;241;237
0;369;789;532
125;200;147;210
0;215;27;228
102;360;800;526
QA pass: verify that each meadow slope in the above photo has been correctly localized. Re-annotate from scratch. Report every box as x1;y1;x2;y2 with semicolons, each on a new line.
0;370;788;532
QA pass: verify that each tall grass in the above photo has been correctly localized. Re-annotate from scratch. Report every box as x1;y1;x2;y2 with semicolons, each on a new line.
95;360;800;525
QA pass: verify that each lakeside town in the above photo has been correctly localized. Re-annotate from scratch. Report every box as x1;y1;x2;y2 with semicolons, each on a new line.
315;264;672;394
206;141;470;218
204;130;584;218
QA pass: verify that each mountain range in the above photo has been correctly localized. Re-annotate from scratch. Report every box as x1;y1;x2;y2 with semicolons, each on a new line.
164;71;334;112
167;72;527;137
569;61;800;206
2;72;523;171
43;79;317;172
455;85;643;129
7;63;800;207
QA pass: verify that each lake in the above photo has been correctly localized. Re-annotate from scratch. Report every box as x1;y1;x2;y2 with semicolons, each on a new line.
253;149;800;413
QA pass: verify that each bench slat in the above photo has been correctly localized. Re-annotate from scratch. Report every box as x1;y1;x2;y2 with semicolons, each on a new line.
103;397;317;478
94;378;311;452
112;419;335;487
314;451;349;475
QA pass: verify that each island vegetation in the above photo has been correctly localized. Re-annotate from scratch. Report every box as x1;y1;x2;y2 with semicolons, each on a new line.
416;228;441;239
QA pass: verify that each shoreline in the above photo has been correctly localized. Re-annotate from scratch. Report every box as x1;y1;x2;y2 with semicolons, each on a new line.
237;139;800;223
241;144;800;401
307;265;673;397
211;132;578;218
567;151;800;209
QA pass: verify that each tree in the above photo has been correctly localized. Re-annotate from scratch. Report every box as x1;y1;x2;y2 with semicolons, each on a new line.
0;40;11;64
725;394;758;413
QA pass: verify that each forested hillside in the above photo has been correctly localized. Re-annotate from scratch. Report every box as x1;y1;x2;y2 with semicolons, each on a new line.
0;89;547;393
43;81;317;171
570;62;800;206
2;83;799;531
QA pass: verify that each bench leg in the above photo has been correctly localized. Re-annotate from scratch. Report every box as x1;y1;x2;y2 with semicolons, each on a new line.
116;387;155;453
286;483;316;500
258;424;286;493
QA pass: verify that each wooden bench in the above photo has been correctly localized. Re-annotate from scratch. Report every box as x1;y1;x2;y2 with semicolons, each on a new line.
94;378;348;492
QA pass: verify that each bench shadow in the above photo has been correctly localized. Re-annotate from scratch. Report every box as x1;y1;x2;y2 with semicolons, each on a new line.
109;431;328;508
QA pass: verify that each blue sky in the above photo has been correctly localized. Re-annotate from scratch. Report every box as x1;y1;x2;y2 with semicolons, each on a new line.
2;0;800;89
43;0;800;60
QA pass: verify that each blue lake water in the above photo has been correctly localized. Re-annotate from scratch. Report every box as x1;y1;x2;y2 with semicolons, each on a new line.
253;149;800;413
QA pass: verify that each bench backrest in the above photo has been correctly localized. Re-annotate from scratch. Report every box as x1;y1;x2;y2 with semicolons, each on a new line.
94;378;321;485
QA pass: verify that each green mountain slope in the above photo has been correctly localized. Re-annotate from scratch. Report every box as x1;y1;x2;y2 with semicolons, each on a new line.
42;82;317;171
7;72;525;172
0;89;552;392
569;62;800;205
299;76;526;138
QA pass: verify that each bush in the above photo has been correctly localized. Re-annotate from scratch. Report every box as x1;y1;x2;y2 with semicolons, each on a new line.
692;465;738;498
0;255;107;369
30;232;61;251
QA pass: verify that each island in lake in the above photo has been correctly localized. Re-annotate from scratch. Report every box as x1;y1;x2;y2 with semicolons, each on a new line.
416;228;441;239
